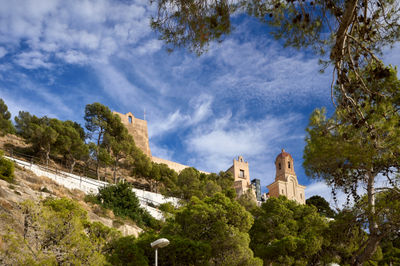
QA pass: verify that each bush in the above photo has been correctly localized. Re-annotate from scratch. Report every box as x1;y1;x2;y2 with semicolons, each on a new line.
105;235;148;266
84;193;100;204
0;150;14;183
97;182;159;228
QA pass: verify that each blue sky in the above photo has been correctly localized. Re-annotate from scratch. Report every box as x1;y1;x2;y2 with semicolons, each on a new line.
1;0;400;206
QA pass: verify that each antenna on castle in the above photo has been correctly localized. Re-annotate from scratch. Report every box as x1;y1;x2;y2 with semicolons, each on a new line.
144;108;146;120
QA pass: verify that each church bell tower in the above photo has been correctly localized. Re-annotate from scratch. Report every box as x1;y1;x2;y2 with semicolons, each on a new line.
267;149;306;204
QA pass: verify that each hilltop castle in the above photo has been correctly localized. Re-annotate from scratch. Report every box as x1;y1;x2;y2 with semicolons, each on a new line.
114;111;306;204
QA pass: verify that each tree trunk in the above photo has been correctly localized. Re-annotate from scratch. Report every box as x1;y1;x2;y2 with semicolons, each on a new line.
70;159;76;173
45;149;50;167
353;170;380;265
113;160;117;184
354;234;381;265
96;159;100;180
96;129;103;180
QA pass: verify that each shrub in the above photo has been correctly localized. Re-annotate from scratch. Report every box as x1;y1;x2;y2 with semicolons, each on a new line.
0;150;14;183
104;235;148;266
97;182;159;228
84;193;100;204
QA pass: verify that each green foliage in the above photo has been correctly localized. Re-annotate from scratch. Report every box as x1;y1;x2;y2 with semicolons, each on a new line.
0;198;121;265
380;234;400;265
136;232;212;266
103;115;135;183
104;235;149;266
237;188;258;212
249;196;327;265
161;193;261;265
163;167;236;201
0;98;15;136
303;64;400;264
97;182;159;228
51;119;88;173
84;102;116;178
306;195;336;218
0;150;14;182
84;193;100;204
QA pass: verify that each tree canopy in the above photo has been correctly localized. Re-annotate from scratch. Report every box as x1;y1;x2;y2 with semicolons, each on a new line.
0;98;15;136
303;64;400;264
0;198;121;265
306;195;336;218
138;193;262;265
249;196;328;265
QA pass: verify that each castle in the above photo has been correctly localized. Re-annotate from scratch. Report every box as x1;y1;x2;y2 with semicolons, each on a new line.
114;111;306;204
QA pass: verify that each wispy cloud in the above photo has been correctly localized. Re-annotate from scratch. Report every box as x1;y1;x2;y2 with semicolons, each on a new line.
2;0;400;204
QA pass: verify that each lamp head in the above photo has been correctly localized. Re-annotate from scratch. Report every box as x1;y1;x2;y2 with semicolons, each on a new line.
151;238;170;249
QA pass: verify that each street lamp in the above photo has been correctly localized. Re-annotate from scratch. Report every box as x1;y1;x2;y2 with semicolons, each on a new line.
151;238;170;266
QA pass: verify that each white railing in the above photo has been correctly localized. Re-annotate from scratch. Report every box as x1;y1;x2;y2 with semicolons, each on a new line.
6;156;180;220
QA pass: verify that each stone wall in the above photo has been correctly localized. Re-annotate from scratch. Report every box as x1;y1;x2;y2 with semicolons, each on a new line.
226;156;252;197
113;111;151;157
152;156;209;174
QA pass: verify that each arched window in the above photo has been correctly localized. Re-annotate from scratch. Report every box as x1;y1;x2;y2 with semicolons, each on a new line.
278;163;281;170
128;116;133;124
288;161;291;168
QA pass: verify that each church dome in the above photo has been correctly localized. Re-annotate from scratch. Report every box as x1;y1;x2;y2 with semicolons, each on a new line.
275;149;293;162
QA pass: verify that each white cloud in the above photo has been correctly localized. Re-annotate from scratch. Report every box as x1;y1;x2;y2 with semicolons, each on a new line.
137;39;163;55
56;50;88;64
14;51;53;69
185;113;304;174
306;181;345;209
0;47;7;58
149;110;187;138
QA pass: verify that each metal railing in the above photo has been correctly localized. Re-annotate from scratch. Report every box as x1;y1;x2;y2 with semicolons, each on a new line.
4;148;179;209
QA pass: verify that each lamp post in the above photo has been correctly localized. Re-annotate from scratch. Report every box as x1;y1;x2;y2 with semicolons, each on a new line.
151;238;170;266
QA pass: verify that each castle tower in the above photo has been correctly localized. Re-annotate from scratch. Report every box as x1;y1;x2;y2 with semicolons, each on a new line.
226;156;252;197
113;111;152;157
267;149;306;204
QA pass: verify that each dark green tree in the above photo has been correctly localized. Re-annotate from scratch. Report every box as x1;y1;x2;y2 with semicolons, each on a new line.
0;150;14;183
14;112;59;165
249;196;328;265
135;232;212;266
96;182;157;227
306;195;336;218
0;98;15;136
51;120;88;173
84;103;115;179
162;193;262;265
379;233;400;265
303;64;400;264
14;111;36;139
104;235;149;266
175;167;203;200
103;115;135;183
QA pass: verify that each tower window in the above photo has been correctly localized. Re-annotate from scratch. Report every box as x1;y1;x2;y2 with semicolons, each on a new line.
239;169;245;178
278;163;281;170
128;116;133;124
282;189;284;194
288;161;291;168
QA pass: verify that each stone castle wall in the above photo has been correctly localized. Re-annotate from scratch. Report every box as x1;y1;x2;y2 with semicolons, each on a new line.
114;111;209;174
113;111;151;157
152;156;209;174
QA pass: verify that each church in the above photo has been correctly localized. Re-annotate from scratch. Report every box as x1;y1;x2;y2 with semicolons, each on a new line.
114;111;306;204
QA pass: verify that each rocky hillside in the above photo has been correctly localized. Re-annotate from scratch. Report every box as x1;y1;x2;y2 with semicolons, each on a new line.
0;164;143;243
